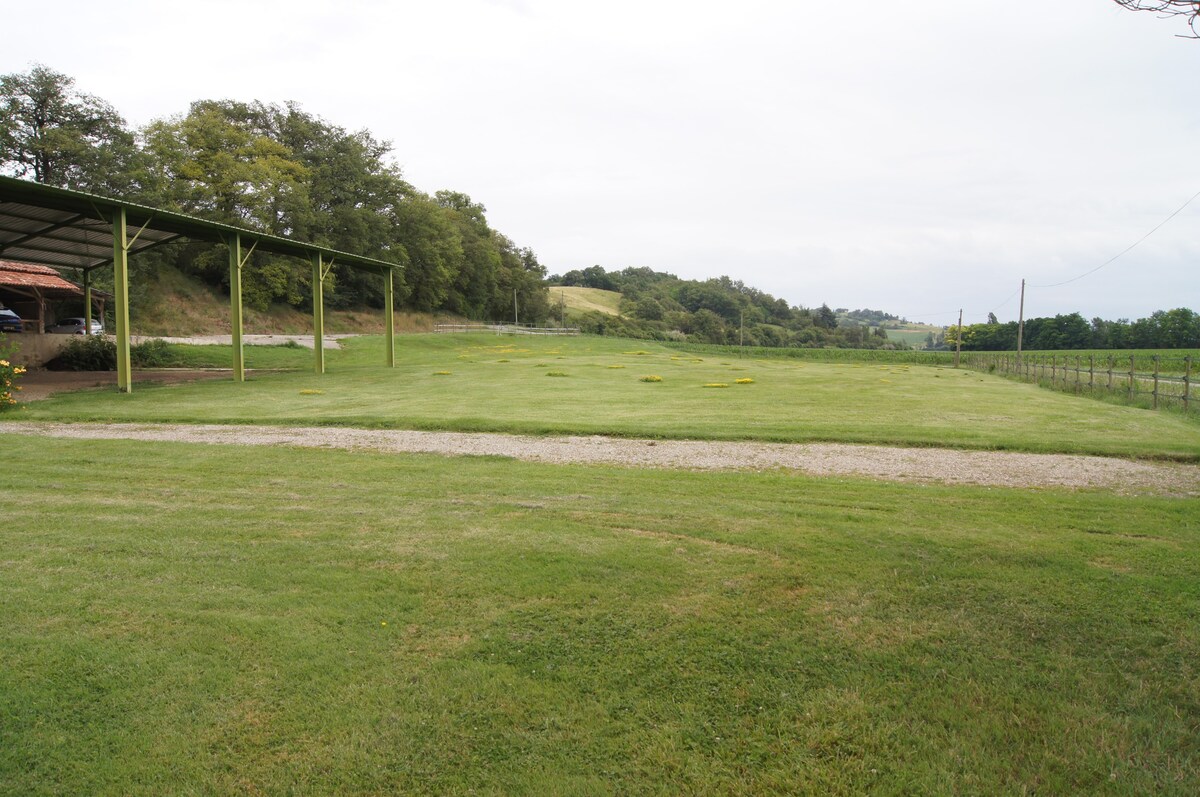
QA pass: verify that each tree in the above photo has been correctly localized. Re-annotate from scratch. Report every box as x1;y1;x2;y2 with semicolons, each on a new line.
1112;1;1199;37
987;312;999;325
0;64;137;192
815;303;838;330
142;101;310;230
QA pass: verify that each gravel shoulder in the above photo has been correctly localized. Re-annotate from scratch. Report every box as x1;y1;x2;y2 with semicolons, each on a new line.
6;421;1198;496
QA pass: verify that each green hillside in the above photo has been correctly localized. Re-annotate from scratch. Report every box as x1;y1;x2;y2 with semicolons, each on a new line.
550;286;623;319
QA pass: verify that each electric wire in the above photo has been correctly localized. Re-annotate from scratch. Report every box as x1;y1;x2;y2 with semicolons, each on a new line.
1029;187;1200;289
892;187;1198;325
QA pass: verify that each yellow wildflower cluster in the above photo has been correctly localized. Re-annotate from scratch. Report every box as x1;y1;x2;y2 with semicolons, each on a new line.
735;378;754;384
0;356;25;408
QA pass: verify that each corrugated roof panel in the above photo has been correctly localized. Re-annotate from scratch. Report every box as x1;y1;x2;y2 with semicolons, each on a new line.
0;176;401;274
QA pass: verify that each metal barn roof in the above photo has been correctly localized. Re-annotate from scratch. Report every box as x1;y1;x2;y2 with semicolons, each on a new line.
0;176;400;274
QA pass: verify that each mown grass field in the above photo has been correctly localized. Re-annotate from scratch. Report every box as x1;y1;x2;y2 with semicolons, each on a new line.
1;436;1197;795
3;333;1199;794
17;334;1200;459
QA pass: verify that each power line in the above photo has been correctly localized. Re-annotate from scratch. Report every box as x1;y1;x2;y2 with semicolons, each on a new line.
1030;187;1200;289
873;187;1198;325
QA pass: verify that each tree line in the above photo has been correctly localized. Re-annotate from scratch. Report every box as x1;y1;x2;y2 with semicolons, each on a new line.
945;309;1200;351
0;65;551;322
550;265;904;349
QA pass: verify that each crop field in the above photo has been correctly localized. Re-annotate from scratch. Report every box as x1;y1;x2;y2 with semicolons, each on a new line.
2;333;1198;794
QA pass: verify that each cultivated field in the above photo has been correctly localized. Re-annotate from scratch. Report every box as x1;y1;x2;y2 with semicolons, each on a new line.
2;333;1198;794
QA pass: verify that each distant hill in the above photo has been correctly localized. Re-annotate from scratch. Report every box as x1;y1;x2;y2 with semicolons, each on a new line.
547;265;908;350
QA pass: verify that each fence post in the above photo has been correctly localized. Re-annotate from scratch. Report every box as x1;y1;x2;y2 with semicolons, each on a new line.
1051;355;1057;384
1152;356;1160;410
1185;356;1192;414
1128;355;1136;401
1089;355;1094;389
1107;355;1114;390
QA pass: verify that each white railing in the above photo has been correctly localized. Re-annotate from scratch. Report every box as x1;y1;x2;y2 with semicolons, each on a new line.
435;324;580;336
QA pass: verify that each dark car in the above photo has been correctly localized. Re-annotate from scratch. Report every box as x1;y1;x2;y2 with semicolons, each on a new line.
0;308;22;333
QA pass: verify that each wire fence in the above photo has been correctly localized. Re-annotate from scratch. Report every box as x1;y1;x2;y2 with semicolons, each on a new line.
434;323;580;336
965;352;1194;414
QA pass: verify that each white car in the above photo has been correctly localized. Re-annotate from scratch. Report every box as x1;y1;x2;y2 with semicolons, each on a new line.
46;317;104;335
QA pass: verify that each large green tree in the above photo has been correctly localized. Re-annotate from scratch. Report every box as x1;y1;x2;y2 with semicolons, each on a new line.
0;64;137;192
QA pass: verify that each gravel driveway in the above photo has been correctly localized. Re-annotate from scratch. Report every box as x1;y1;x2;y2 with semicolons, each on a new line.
6;421;1198;495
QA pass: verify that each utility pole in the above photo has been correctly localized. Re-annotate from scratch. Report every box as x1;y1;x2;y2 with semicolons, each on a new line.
955;308;963;368
1016;278;1025;365
513;288;518;327
739;310;744;356
560;290;565;328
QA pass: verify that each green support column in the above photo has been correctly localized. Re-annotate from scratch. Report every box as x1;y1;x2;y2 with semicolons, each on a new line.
83;268;92;334
229;234;245;382
312;253;325;374
112;207;132;393
384;269;395;368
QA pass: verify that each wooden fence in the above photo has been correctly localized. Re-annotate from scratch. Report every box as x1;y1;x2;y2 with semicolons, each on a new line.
965;352;1194;413
434;323;580;336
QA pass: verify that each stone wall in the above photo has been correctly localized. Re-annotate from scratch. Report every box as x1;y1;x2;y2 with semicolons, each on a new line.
1;333;75;369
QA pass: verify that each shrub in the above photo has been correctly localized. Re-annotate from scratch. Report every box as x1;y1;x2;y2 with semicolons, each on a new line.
48;335;116;371
0;348;27;409
130;338;173;367
639;375;662;383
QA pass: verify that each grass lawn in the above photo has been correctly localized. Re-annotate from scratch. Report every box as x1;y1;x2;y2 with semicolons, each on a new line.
14;334;1200;460
1;436;1197;794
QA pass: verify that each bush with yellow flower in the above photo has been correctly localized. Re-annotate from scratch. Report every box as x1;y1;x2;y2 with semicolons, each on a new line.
0;352;26;409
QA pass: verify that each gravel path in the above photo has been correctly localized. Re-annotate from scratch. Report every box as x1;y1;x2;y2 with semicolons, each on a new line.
7;421;1198;495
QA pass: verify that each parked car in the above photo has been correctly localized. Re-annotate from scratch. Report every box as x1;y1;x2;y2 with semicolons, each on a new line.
0;308;22;333
45;317;104;335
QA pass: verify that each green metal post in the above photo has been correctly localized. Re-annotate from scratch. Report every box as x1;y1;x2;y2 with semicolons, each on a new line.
229;234;245;382
112;207;132;393
384;268;395;368
83;268;92;334
312;253;325;374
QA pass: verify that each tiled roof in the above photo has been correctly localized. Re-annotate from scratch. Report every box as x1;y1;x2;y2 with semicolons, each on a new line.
0;259;83;294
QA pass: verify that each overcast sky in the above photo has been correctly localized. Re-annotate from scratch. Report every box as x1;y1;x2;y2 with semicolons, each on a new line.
5;0;1197;323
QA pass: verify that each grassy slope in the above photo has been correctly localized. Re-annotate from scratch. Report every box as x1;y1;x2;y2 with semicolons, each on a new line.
554;286;623;318
882;326;939;347
0;436;1196;794
132;265;438;336
14;334;1200;459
